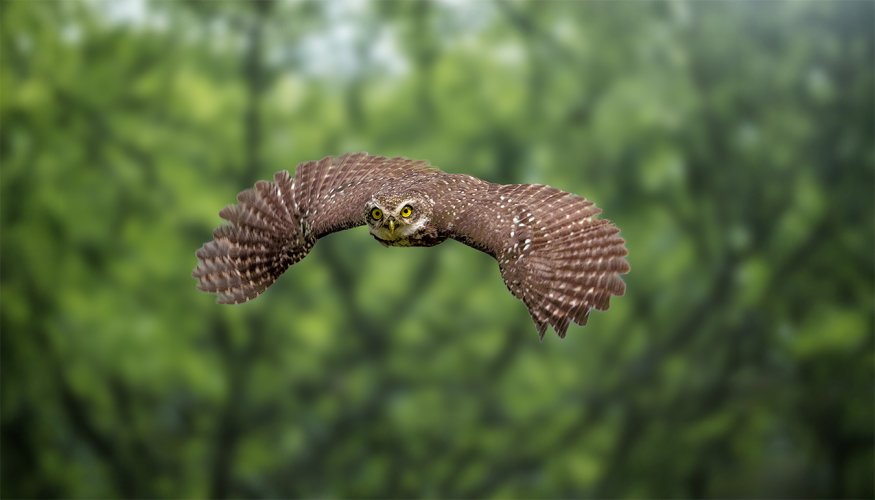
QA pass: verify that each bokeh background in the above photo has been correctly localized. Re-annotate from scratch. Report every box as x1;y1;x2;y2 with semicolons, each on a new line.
2;0;873;498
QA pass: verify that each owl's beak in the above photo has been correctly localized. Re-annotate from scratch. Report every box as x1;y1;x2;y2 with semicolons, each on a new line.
388;219;395;234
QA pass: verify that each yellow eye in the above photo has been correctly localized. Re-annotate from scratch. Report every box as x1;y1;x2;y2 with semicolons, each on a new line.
400;205;413;218
370;207;383;220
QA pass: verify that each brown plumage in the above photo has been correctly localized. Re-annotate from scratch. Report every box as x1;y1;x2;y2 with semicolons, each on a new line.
193;153;629;339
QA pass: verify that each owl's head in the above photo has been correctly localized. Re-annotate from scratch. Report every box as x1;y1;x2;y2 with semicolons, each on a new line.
365;192;433;244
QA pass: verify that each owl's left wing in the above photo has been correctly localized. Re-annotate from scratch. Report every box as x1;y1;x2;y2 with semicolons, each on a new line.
447;180;629;339
193;153;435;304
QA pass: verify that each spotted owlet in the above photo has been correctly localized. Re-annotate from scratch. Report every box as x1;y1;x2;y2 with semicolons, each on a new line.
193;153;629;339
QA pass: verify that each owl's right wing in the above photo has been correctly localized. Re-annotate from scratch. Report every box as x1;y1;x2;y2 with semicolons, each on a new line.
193;153;435;304
448;180;629;339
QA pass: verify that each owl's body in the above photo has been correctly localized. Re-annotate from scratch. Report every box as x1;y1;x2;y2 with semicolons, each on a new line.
194;153;629;339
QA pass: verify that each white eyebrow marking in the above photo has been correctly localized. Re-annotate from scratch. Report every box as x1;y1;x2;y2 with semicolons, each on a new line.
394;198;419;212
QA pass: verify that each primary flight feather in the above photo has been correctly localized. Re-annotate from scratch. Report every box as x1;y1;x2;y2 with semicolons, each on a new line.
193;153;629;339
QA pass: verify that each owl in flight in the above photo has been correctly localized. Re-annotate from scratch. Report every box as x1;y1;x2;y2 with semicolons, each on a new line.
193;153;629;339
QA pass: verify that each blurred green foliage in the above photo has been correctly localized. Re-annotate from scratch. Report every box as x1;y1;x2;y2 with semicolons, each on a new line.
1;0;873;498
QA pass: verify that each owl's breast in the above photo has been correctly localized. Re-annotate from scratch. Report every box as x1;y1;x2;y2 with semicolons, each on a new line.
371;226;447;248
408;226;448;247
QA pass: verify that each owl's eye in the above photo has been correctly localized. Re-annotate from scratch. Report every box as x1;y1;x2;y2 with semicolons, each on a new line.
400;205;413;218
370;207;383;220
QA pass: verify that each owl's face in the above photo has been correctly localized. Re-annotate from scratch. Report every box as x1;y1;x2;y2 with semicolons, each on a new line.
365;194;432;245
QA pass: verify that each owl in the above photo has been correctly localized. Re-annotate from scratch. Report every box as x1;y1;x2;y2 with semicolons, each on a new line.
193;153;629;339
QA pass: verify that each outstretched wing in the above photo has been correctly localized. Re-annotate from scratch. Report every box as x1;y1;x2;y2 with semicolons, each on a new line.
193;153;435;304
448;180;629;339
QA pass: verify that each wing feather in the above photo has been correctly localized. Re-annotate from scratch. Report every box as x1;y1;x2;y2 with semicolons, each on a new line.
448;182;629;339
193;153;436;303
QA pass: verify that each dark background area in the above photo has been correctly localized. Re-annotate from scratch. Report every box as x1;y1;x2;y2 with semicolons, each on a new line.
1;0;873;497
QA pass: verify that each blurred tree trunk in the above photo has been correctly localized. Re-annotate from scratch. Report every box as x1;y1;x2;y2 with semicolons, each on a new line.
208;3;273;498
